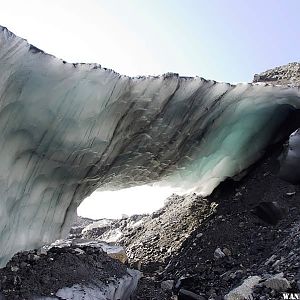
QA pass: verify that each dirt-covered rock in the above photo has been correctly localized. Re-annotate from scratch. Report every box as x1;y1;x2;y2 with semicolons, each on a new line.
0;244;140;300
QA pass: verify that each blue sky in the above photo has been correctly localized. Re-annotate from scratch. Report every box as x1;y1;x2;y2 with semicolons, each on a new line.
0;0;299;83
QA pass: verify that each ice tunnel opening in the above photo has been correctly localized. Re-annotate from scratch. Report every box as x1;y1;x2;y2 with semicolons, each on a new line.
77;104;300;221
77;185;177;220
272;105;300;144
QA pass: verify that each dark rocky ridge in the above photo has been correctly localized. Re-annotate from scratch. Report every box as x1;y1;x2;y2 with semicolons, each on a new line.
254;62;300;86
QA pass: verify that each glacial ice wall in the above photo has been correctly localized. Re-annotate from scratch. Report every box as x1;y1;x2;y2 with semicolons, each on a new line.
279;129;300;184
1;25;300;265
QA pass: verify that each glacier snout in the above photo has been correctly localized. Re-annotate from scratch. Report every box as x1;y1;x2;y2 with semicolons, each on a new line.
0;25;300;264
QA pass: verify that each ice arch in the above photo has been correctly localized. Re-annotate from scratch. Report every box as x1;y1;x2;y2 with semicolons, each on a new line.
0;25;300;265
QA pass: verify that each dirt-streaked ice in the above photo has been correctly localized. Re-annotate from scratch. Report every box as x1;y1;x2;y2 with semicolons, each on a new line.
0;25;300;265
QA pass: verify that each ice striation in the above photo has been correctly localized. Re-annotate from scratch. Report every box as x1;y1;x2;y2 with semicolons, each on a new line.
1;25;300;265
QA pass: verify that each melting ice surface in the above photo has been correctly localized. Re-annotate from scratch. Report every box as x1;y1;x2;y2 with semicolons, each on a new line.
1;25;300;265
279;129;300;184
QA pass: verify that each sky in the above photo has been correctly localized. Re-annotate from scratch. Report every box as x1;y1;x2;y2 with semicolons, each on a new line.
77;185;175;219
1;0;300;83
1;0;300;218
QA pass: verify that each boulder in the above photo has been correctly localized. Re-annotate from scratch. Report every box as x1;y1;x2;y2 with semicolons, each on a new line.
224;276;261;300
263;273;291;291
214;247;226;259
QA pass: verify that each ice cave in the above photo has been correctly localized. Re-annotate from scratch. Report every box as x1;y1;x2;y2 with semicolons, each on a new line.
1;25;300;266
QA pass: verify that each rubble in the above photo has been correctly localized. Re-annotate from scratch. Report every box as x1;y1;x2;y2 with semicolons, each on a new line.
0;245;140;300
224;276;261;300
214;248;226;259
253;62;300;86
263;273;291;291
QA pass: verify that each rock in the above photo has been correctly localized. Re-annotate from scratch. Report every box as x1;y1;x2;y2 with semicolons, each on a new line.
231;270;244;280
264;254;277;266
105;246;128;264
37;247;47;256
252;202;287;225
296;270;300;290
224;276;261;300
263;273;291;291
214;248;226;259
56;240;128;264
20;262;28;268
74;248;85;255
286;192;296;196
178;288;205;300
132;260;142;271
223;247;231;256
161;280;174;291
253;74;261;82
13;276;21;286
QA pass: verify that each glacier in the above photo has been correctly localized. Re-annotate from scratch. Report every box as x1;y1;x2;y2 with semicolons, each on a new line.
279;129;300;184
1;25;300;265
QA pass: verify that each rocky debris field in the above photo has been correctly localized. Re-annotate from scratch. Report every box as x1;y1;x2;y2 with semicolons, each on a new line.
67;142;300;299
131;276;173;300
71;194;216;274
69;214;148;243
0;244;140;300
121;194;216;273
62;138;300;299
131;143;300;299
253;62;300;86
